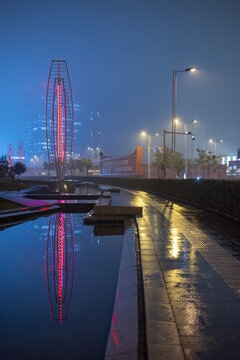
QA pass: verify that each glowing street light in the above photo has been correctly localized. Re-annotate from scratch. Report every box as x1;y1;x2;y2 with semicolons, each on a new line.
88;147;94;163
185;67;197;72
209;139;223;154
140;131;159;179
175;118;179;131
183;120;198;178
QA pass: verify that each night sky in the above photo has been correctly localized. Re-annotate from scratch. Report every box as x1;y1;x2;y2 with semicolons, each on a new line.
1;0;240;158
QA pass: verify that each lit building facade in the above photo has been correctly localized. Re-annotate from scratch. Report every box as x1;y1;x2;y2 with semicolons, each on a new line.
100;147;143;176
80;101;103;162
26;96;48;165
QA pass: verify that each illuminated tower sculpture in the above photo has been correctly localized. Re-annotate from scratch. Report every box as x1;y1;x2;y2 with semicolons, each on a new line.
46;60;74;180
46;213;75;323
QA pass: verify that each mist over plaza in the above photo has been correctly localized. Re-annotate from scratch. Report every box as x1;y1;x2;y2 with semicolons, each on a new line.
1;0;240;165
2;2;240;360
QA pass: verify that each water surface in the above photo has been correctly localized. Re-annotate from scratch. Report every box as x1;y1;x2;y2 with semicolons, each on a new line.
0;213;123;360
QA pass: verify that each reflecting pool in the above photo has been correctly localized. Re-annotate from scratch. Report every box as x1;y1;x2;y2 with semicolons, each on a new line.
0;213;123;360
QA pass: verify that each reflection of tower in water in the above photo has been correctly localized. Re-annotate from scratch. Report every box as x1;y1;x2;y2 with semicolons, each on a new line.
46;213;75;323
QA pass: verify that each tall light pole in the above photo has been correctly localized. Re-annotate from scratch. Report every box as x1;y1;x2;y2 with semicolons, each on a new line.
88;147;94;163
184;120;198;178
209;139;223;155
141;131;159;179
172;67;196;153
163;130;195;179
174;118;179;150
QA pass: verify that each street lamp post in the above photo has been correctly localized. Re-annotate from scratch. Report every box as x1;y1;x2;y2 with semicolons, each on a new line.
209;139;223;155
184;120;198;178
88;147;94;163
172;67;196;153
163;130;166;179
148;136;151;179
141;131;159;179
163;130;195;179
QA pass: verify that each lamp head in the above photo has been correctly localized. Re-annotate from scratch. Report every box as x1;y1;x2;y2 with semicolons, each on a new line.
185;67;197;72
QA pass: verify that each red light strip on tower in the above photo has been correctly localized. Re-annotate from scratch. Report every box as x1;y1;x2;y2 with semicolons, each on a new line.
57;61;63;164
58;213;64;323
66;215;75;320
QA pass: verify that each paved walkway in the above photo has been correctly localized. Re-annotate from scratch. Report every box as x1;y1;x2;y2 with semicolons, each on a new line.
114;189;240;360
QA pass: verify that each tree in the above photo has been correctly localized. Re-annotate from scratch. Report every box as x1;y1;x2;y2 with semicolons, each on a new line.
0;156;9;178
0;156;27;179
12;162;26;178
43;161;50;176
81;158;92;172
153;148;171;178
172;151;185;177
68;158;78;176
153;148;185;178
75;158;92;175
194;148;209;178
43;161;55;176
194;148;224;178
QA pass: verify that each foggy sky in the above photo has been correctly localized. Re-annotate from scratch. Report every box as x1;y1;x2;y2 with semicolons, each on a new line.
1;0;240;159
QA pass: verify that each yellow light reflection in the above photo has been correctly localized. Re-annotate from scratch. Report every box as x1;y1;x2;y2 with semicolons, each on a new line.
130;195;145;208
170;228;179;259
172;236;179;258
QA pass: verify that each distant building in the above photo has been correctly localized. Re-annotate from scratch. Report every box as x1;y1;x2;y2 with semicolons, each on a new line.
227;160;240;176
25;97;103;165
221;152;240;177
72;103;82;158
100;147;142;176
80;101;103;162
25;96;48;165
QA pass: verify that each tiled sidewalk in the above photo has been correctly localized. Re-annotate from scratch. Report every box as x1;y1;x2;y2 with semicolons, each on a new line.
127;190;240;360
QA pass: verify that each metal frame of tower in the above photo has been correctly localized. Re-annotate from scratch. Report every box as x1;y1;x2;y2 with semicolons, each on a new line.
45;60;74;180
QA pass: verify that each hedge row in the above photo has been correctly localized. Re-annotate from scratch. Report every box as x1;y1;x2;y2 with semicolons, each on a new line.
75;177;240;220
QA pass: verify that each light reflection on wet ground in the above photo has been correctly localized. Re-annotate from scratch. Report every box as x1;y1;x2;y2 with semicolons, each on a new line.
132;191;240;257
113;189;240;360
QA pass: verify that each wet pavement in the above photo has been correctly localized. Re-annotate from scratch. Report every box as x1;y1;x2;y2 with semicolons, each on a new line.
112;189;240;360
